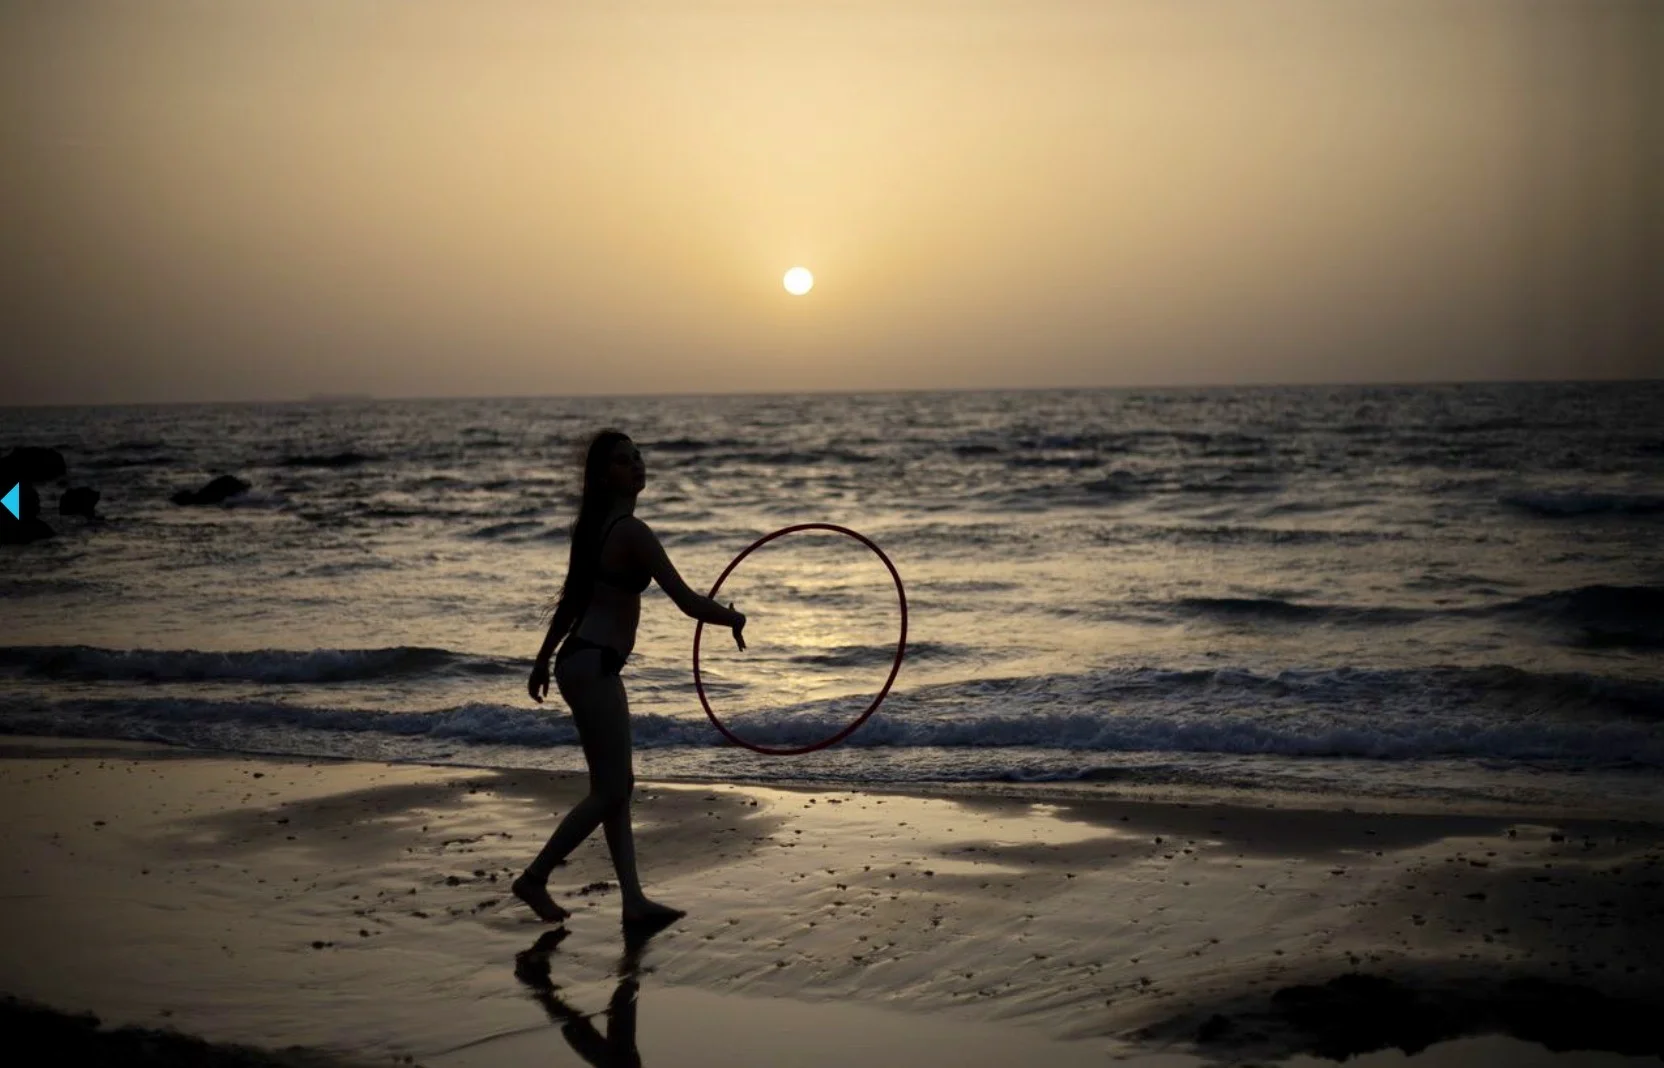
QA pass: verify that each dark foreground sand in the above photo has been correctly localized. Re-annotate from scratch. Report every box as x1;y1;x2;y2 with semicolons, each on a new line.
3;736;1663;1067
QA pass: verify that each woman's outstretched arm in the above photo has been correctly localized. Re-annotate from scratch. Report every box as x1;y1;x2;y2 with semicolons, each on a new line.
629;518;745;632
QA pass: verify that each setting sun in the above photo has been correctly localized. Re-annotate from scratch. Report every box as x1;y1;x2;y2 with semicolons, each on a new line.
783;267;814;296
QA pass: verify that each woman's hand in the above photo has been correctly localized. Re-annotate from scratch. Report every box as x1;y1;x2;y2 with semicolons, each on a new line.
729;603;747;652
528;657;551;703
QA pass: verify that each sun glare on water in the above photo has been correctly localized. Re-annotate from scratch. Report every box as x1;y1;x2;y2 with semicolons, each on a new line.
783;267;814;295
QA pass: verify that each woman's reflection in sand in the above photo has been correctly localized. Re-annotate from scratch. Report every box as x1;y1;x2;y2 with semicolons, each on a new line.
513;913;676;1067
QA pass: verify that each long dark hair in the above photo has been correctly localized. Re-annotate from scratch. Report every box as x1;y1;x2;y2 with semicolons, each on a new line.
539;428;633;642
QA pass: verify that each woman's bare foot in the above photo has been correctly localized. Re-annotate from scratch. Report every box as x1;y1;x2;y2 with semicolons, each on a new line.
512;875;570;924
620;898;685;927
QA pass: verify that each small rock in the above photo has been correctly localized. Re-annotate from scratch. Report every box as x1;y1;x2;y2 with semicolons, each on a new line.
171;474;250;506
58;486;101;518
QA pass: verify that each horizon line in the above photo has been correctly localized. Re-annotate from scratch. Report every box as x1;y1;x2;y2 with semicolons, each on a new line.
4;374;1660;410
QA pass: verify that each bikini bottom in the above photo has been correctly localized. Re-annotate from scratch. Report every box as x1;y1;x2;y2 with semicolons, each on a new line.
556;636;627;677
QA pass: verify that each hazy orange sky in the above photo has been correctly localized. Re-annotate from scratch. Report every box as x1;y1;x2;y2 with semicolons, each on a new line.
4;0;1659;405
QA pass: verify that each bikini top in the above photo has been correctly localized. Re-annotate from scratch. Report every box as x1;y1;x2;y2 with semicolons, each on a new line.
594;515;652;594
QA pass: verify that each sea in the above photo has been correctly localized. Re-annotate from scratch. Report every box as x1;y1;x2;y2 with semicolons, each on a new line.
3;382;1662;815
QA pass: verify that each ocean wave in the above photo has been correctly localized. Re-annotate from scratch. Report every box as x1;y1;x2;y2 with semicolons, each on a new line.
787;640;952;668
995;430;1277;457
1502;491;1664;517
644;437;746;453
83;454;178;470
356;503;515;522
1496;585;1664;648
218;490;293;510
5;674;1662;766
1152;525;1406;546
890;664;1664;726
1110;585;1664;646
278;558;400;579
278;451;378;468
466;520;545;540
1082;471;1148;496
708;449;881;468
1437;418;1534;434
1201;436;1271;457
1499;584;1664;621
1008;455;1103;469
0;644;521;684
915;578;1020;595
1256;498;1377;517
0;577;98;597
1169;597;1425;626
1177;472;1282;495
1014;434;1107;450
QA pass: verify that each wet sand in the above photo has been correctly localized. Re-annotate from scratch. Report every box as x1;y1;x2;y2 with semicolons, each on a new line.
3;736;1663;1066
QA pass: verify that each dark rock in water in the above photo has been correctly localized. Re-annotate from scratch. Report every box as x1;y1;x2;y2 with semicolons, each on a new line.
172;475;250;506
59;486;101;518
0;516;55;544
1;446;67;483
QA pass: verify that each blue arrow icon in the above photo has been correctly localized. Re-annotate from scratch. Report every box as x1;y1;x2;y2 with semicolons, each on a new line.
2;483;19;519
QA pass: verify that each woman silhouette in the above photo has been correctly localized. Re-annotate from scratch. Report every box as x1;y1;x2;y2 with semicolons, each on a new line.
518;429;746;927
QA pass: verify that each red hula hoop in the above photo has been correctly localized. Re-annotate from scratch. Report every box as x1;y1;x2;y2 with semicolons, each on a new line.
693;523;908;756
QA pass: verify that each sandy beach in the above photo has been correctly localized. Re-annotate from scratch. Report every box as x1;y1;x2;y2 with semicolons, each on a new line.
3;735;1663;1067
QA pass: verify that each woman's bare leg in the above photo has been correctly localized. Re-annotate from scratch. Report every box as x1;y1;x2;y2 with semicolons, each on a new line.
586;673;684;924
606;804;682;924
513;650;618;922
514;651;682;925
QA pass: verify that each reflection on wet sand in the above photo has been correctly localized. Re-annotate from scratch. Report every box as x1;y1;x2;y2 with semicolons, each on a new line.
512;915;680;1068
